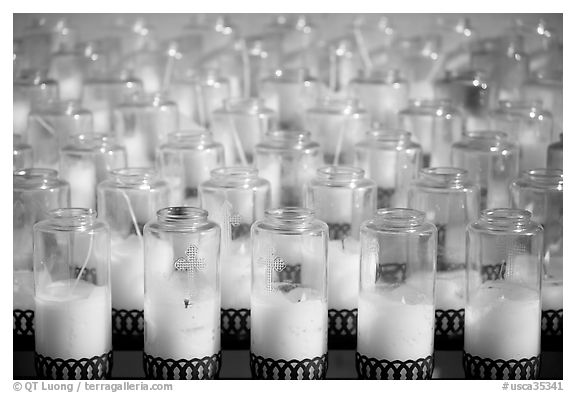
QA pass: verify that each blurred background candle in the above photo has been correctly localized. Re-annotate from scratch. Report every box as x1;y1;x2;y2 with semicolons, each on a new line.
464;209;543;380
522;70;562;140
349;68;409;128
47;43;86;101
357;208;436;380
211;98;276;166
510;169;563;351
489;100;553;172
13;169;70;350
259;67;324;131
156;130;225;207
112;91;179;168
143;207;221;379
547;134;562;170
13;134;33;171
255;130;322;207
200;167;270;349
354;128;422;208
451;131;519;209
305;166;376;349
251;207;328;380
398;99;463;168
97;168;169;350
408;167;479;350
25;99;93;170
33;208;112;379
305;98;371;165
59;134;127;210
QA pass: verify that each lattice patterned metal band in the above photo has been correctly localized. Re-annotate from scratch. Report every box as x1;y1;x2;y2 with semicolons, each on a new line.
377;187;395;208
143;352;222;380
221;308;250;349
462;352;540;380
328;223;351;241
422;154;431;168
112;308;144;350
435;309;465;350
277;264;302;284
481;264;507;281
376;263;407;284
185;187;199;200
70;266;98;284
355;352;434;380
541;309;563;351
328;308;357;349
250;352;328;380
231;223;251;240
13;309;34;336
35;351;113;380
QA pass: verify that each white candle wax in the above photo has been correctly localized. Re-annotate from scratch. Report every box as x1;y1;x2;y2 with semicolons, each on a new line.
542;279;563;310
251;288;327;360
13;100;30;136
369;150;398;190
357;284;434;361
58;74;84;101
257;159;282;208
328;240;360;310
35;279;111;359
111;235;144;310
66;161;97;209
183;150;221;200
14;270;35;310
435;269;466;310
221;243;251;310
124;131;151;167
139;66;161;94
464;281;541;359
92;107;112;134
321;188;353;224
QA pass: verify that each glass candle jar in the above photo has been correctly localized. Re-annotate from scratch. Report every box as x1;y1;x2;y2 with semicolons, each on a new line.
434;69;494;130
547;134;562;169
245;35;282;98
398;99;463;167
199;167;271;349
348;69;409;128
13;169;70;350
254;130;323;207
82;70;143;134
26;100;93;170
59;134;127;210
259;68;324;131
211;98;277;166
17;18;52;71
354;128;422;208
522;71;562;140
156;130;225;207
305;166;376;349
490;100;553;172
250;207;329;380
13;70;59;137
169;68;231;129
464;209;543;380
112;92;179;167
305;98;371;165
322;38;363;94
13;134;33;171
143;207;221;379
451;131;519;210
33;208;112;379
96;168;170;350
510;169;563;351
48;47;86;101
357;209;436;379
407;167;480;350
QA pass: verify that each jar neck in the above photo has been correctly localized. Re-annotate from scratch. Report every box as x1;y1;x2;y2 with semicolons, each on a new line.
463;130;508;142
442;69;487;85
37;99;89;116
519;169;563;189
64;133;121;151
48;208;96;228
166;130;212;147
265;207;315;226
374;208;426;228
313;97;362;114
366;128;412;144
223;98;267;114
359;68;403;84
498;100;544;114
210;167;259;186
157;207;208;225
110;168;158;186
316;166;365;185
14;168;60;187
264;130;312;147
419;167;470;188
479;208;532;230
269;68;314;83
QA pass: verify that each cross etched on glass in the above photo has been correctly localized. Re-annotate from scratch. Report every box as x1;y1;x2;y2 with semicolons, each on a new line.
258;248;286;292
221;200;242;253
174;244;206;308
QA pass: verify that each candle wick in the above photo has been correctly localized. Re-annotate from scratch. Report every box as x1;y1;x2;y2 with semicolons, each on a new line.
71;233;95;292
121;191;143;243
31;116;57;136
228;118;248;166
352;28;373;73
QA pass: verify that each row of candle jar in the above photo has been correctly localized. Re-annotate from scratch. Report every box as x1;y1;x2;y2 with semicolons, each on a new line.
14;165;562;359
25;204;548;380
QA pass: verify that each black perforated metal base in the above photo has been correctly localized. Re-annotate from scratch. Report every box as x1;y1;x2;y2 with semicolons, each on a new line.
355;352;434;380
112;308;144;350
377;187;395;209
14;309;35;351
435;309;464;350
328;309;357;350
250;352;328;380
35;351;113;380
463;351;540;380
541;309;562;351
143;351;222;380
328;223;351;240
221;308;250;350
